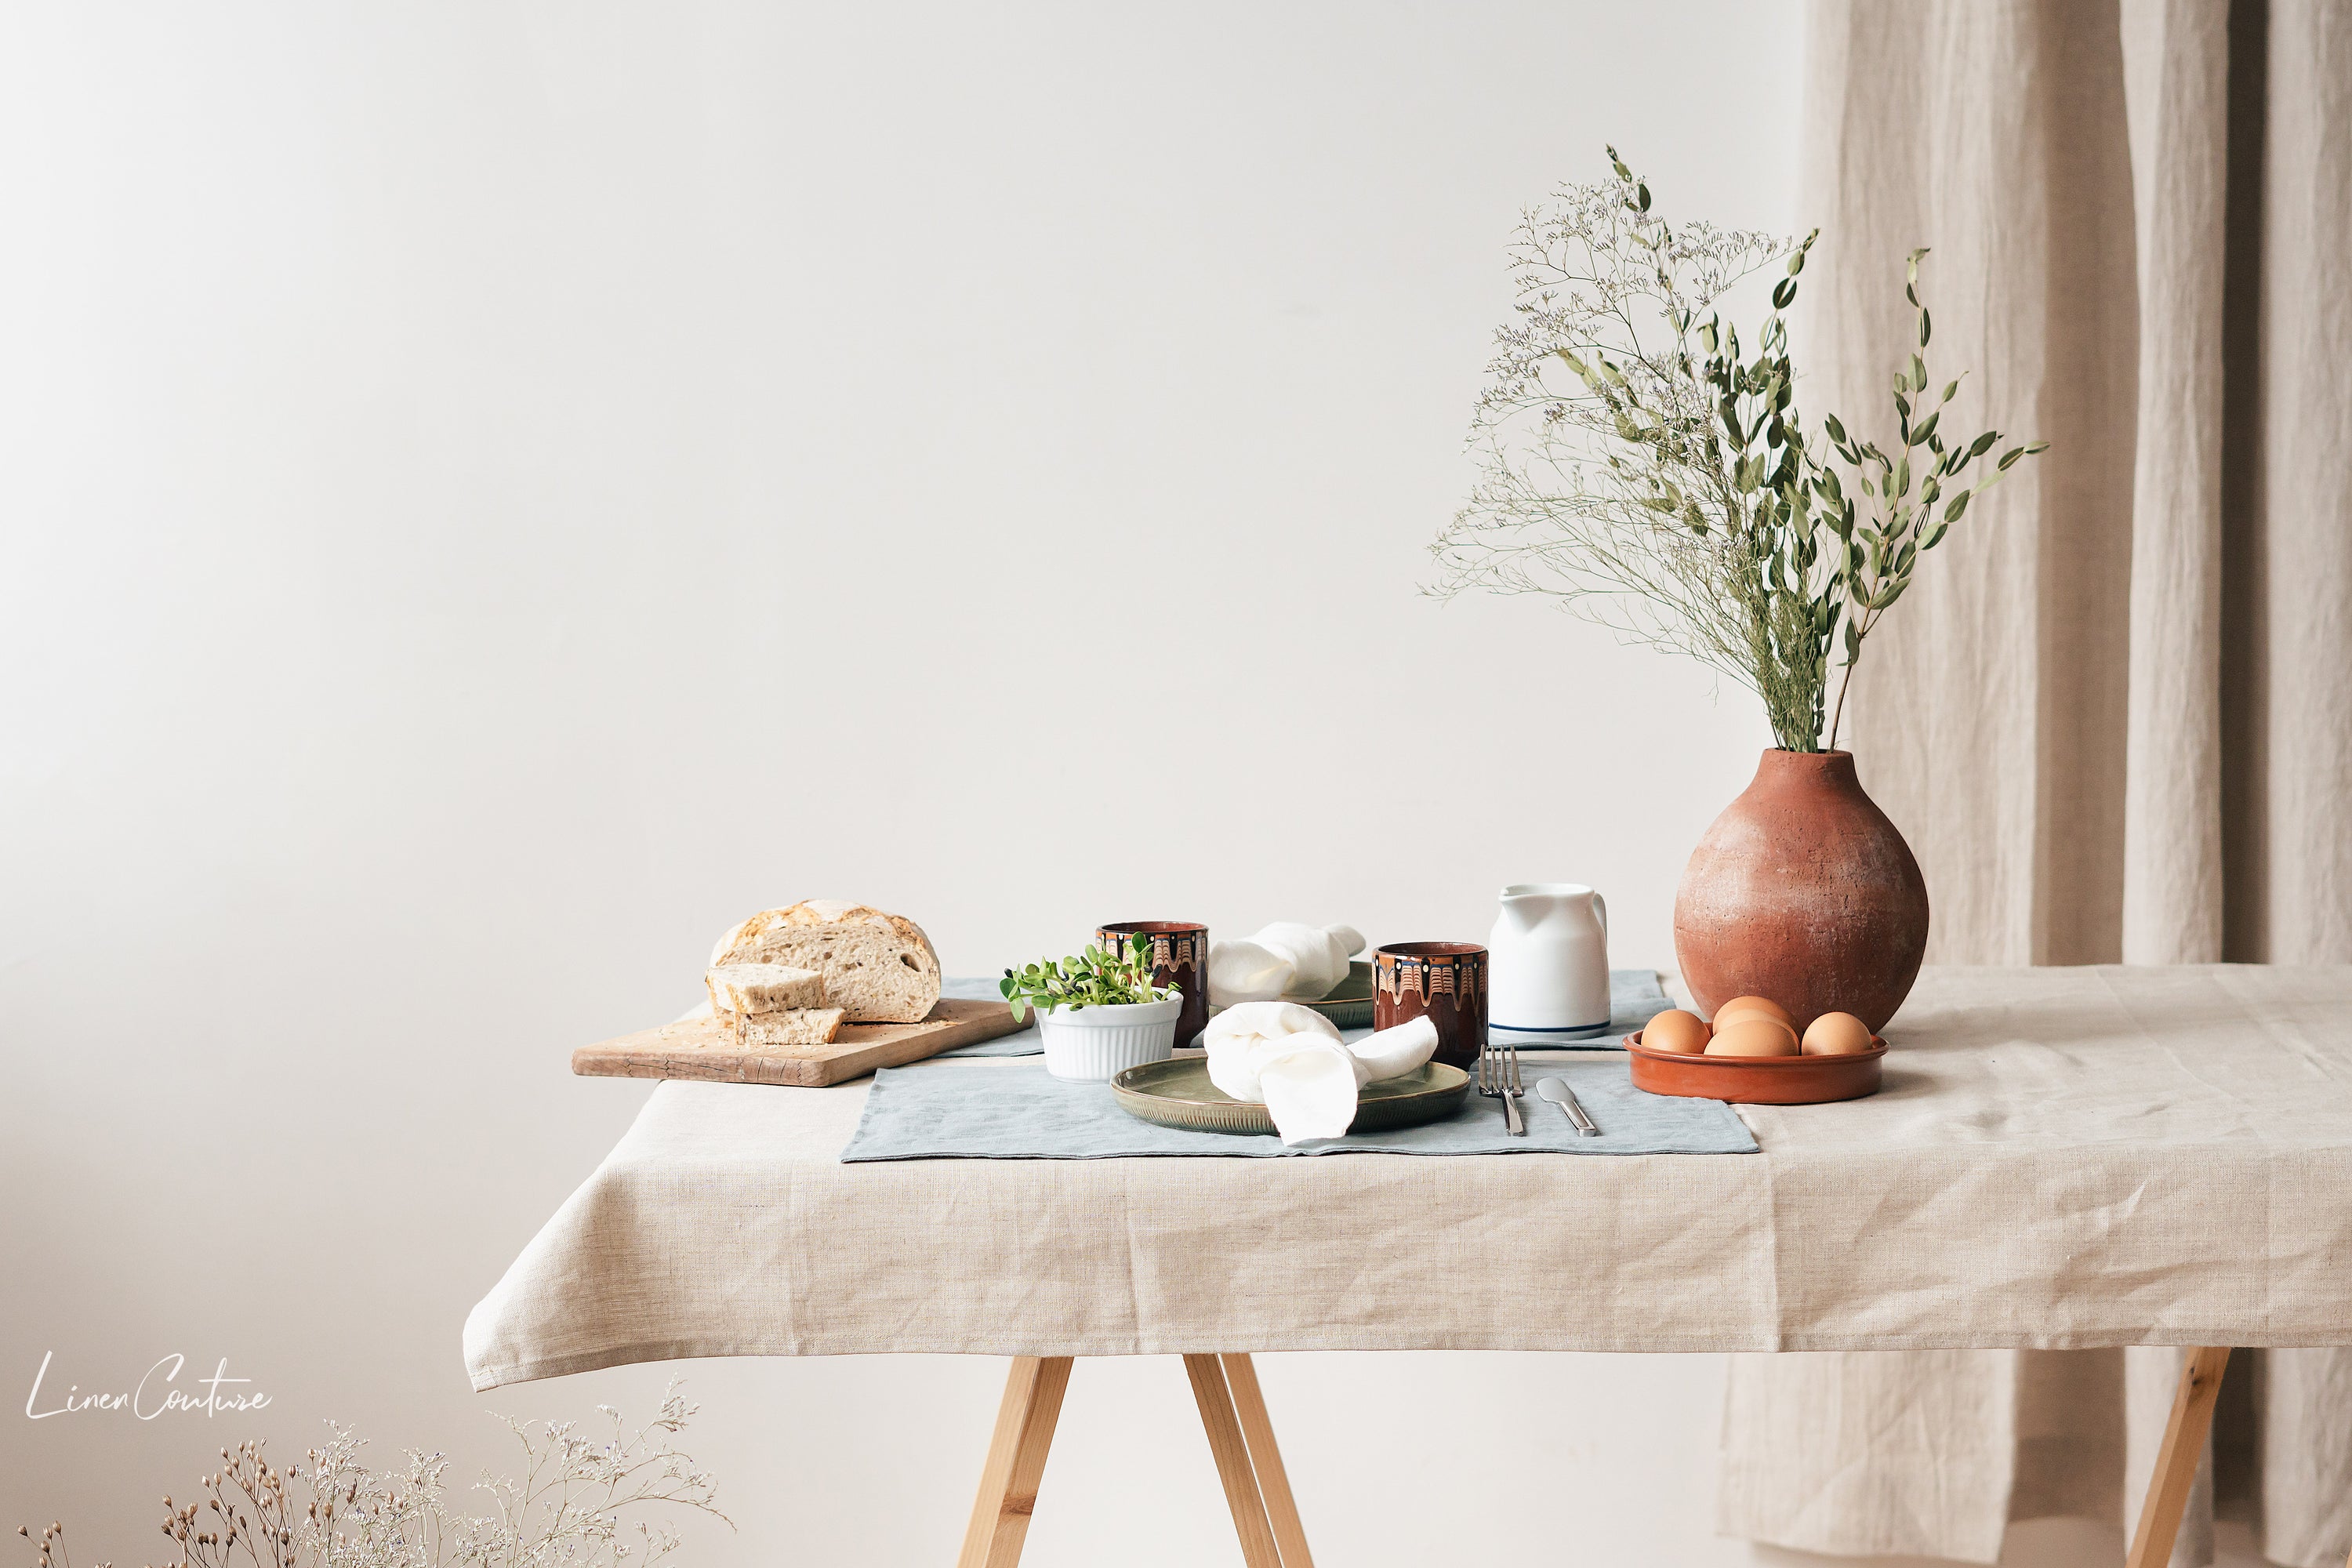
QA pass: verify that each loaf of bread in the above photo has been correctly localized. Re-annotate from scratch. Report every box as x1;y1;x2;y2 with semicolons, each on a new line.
706;963;827;1017
708;901;942;1024
732;1007;848;1049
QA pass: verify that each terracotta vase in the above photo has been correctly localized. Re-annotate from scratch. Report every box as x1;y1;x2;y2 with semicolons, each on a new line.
1671;750;1928;1034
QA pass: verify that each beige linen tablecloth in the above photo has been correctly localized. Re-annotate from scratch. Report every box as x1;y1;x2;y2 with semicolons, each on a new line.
464;966;2352;1390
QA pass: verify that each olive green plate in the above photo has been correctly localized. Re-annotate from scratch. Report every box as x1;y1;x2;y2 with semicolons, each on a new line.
1206;960;1377;1031
1109;1057;1472;1137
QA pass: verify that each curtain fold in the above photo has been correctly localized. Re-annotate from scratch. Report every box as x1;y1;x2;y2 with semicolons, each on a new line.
2119;0;2230;964
1719;1;2352;1563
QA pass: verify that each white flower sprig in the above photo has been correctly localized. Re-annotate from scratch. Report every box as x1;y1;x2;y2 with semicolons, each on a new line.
20;1381;729;1568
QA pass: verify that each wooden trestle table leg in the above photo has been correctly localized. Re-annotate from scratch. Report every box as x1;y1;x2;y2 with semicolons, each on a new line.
956;1353;1317;1567
956;1348;2252;1567
1184;1353;1287;1568
956;1356;1073;1568
2125;1346;2232;1568
1220;1352;1316;1568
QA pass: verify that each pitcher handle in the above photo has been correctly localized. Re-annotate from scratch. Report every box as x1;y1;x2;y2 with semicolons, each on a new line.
1592;891;1608;942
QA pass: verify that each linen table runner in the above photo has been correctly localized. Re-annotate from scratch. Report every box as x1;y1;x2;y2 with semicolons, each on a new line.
839;1057;1757;1160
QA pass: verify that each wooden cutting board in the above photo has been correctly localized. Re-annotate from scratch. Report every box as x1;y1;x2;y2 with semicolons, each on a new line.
572;998;1030;1087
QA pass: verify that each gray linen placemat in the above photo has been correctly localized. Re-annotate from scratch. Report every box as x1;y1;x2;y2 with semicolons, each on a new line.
932;969;1669;1058
840;1057;1756;1160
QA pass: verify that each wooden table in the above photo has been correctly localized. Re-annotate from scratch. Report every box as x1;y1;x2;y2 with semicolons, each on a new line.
464;966;2352;1566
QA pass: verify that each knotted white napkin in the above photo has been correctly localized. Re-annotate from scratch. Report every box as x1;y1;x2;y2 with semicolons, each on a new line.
1202;1004;1440;1145
1207;922;1367;1004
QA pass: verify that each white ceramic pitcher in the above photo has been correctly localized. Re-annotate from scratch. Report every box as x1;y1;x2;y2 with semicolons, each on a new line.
1487;883;1610;1043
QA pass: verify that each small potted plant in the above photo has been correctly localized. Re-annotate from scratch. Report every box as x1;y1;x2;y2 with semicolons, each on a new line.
1001;935;1183;1082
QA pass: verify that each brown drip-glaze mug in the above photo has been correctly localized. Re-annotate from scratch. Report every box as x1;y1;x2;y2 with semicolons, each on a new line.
1374;942;1489;1069
1096;921;1209;1050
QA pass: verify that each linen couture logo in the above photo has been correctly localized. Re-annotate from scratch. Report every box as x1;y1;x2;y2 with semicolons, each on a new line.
23;1349;273;1420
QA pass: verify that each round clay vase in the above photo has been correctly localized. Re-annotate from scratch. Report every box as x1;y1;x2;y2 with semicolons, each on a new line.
1672;750;1928;1035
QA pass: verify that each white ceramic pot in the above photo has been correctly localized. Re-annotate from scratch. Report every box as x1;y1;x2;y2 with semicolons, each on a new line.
1488;882;1611;1043
1036;997;1181;1082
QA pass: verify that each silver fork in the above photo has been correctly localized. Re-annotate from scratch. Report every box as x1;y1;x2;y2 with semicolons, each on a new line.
1477;1036;1527;1136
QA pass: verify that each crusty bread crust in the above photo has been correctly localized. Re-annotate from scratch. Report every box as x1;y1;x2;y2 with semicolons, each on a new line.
709;902;942;1024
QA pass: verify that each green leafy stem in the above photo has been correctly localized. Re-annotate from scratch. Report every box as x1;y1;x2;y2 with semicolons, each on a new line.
1813;247;2048;748
1000;934;1179;1022
1432;148;2050;753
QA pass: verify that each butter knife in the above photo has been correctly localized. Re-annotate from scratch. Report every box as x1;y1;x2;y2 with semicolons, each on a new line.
1537;1076;1601;1137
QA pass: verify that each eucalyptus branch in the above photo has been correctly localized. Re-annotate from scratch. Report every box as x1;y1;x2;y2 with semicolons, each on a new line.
1815;248;2049;750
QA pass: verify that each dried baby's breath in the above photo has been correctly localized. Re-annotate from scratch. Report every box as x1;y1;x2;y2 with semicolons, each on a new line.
1432;149;2047;750
20;1382;728;1568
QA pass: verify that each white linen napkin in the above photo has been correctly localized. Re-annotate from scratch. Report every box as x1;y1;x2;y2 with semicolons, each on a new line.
1207;922;1367;1004
1202;1005;1440;1145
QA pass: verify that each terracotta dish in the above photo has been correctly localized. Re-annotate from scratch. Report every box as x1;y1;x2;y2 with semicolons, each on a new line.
1625;1029;1885;1105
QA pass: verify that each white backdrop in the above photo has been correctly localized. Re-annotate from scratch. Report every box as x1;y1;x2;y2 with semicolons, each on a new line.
0;5;2255;1566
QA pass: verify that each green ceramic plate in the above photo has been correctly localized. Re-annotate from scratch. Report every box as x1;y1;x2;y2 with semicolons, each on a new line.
1206;960;1377;1031
1109;1057;1472;1137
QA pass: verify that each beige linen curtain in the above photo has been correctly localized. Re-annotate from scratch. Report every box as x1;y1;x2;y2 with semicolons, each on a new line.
1718;1;2352;1565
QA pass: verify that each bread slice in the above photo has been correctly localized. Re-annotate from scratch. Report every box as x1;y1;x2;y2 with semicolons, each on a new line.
706;963;827;1017
731;1007;848;1050
709;901;942;1024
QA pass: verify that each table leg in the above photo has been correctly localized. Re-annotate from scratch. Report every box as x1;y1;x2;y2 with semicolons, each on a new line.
957;1356;1073;1568
2125;1347;2232;1568
1185;1353;1285;1568
1220;1353;1316;1568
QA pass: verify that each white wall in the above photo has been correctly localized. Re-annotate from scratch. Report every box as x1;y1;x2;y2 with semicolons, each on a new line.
0;5;2254;1566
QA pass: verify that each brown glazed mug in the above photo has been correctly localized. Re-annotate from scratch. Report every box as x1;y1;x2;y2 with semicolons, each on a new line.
1096;921;1210;1050
1374;942;1489;1069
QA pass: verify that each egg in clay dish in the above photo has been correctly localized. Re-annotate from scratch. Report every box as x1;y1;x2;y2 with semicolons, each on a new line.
1642;1008;1711;1055
1706;1017;1802;1057
1711;995;1793;1033
1802;1011;1876;1055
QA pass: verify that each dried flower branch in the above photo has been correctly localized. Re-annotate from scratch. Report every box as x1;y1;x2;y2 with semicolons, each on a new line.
1432;148;2047;751
20;1383;728;1568
21;1523;100;1568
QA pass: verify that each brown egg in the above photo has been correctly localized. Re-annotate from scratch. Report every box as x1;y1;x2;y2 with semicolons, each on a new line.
1802;1011;1876;1056
1642;1009;1711;1055
1705;1017;1801;1057
1711;995;1793;1033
